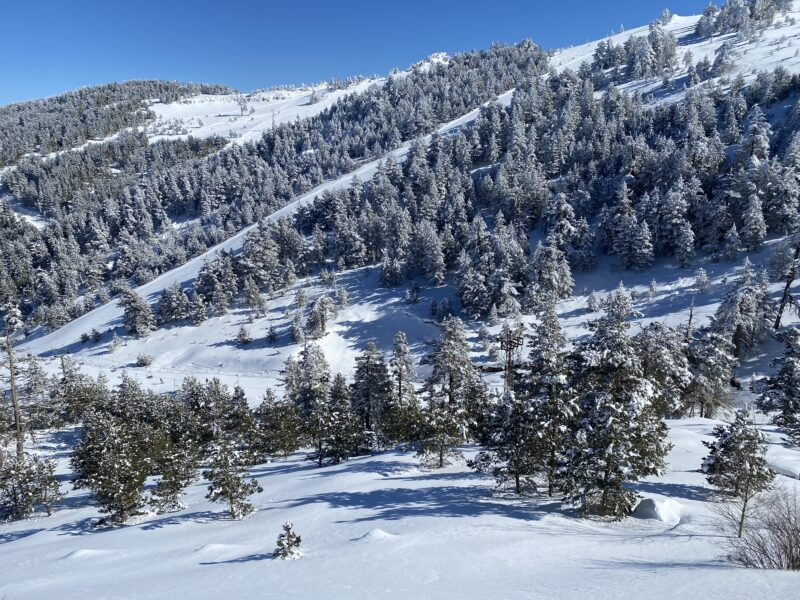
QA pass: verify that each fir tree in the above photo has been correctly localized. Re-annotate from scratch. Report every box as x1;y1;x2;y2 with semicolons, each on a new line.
120;290;156;338
203;440;262;519
252;390;303;459
274;521;302;559
759;326;800;445
350;342;392;436
0;455;63;521
564;285;670;518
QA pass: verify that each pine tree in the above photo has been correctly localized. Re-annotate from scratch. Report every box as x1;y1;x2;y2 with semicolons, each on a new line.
741;194;767;251
529;237;574;299
274;521;302;559
326;374;361;463
702;410;775;537
236;325;253;345
120;290;156;337
151;439;198;513
684;329;737;418
350;342;392;436
203;440;262;519
759;326;800;445
0;455;63;520
695;267;710;293
429;316;475;408
722;224;743;261
470;390;537;493
523;298;575;496
713;259;775;357
252;390;303;459
416;397;466;469
71;410;159;523
384;331;422;443
564;285;670;518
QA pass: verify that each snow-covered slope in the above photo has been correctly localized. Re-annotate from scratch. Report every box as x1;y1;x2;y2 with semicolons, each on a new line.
1;419;798;600
551;6;800;102
146;78;381;145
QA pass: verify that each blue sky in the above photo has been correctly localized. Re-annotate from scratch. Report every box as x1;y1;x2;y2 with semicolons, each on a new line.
0;0;711;106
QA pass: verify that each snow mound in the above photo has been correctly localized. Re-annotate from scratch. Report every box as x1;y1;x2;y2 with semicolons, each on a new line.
61;549;116;560
631;497;683;524
193;543;245;554
351;528;399;542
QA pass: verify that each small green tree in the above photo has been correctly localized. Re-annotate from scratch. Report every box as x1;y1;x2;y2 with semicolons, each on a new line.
0;455;63;521
203;440;262;519
274;521;302;559
703;410;775;537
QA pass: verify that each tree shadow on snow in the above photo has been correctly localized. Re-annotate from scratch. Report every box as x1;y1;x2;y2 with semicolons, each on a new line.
139;510;221;531
283;484;551;524
633;481;713;502
199;552;274;565
0;528;44;544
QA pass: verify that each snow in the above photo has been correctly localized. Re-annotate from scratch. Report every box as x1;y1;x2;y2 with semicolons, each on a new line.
8;5;800;598
146;78;382;146
632;497;684;524
550;6;800;104
2;420;799;600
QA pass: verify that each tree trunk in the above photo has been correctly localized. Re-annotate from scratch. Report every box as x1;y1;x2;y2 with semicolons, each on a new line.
6;334;23;461
738;476;751;539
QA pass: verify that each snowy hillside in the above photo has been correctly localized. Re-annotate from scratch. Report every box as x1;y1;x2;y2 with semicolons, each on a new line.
551;5;800;102
6;1;800;598
146;78;382;145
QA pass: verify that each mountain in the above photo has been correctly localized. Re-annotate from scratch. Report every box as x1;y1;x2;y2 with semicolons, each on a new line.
3;2;800;598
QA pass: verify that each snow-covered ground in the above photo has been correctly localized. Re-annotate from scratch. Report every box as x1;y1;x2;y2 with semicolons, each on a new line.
551;6;800;103
1;418;798;600
7;5;800;598
145;78;381;145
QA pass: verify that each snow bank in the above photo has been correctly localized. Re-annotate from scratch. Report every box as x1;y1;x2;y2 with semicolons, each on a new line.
632;497;684;524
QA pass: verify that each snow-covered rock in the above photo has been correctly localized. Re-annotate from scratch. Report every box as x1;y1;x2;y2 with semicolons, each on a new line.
632;497;684;524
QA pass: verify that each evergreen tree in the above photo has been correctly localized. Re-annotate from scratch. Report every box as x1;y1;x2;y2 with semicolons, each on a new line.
428;316;475;408
326;374;362;463
564;285;670;518
151;439;199;513
252;390;303;459
71;409;159;523
759;326;800;445
470;390;537;493
0;455;63;521
741;194;767;251
274;521;302;559
702;410;775;537
120;290;156;337
684;329;737;418
203;440;262;519
350;342;392;436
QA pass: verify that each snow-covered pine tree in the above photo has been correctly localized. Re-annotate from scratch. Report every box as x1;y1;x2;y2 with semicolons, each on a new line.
684;329;737;418
759;326;800;445
564;284;670;518
522;297;575;496
740;194;767;251
350;342;392;439
252;390;304;459
120;290;156;337
713;258;775;357
325;373;361;463
151;439;198;513
383;331;422;443
0;455;63;520
469;390;537;494
203;439;262;519
71;409;158;523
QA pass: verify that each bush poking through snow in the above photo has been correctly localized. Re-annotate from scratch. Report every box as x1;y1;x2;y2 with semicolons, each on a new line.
720;486;800;570
236;325;253;345
135;354;153;367
274;521;302;559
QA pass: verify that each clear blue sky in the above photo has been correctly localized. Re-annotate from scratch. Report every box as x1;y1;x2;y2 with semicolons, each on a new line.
0;0;711;106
